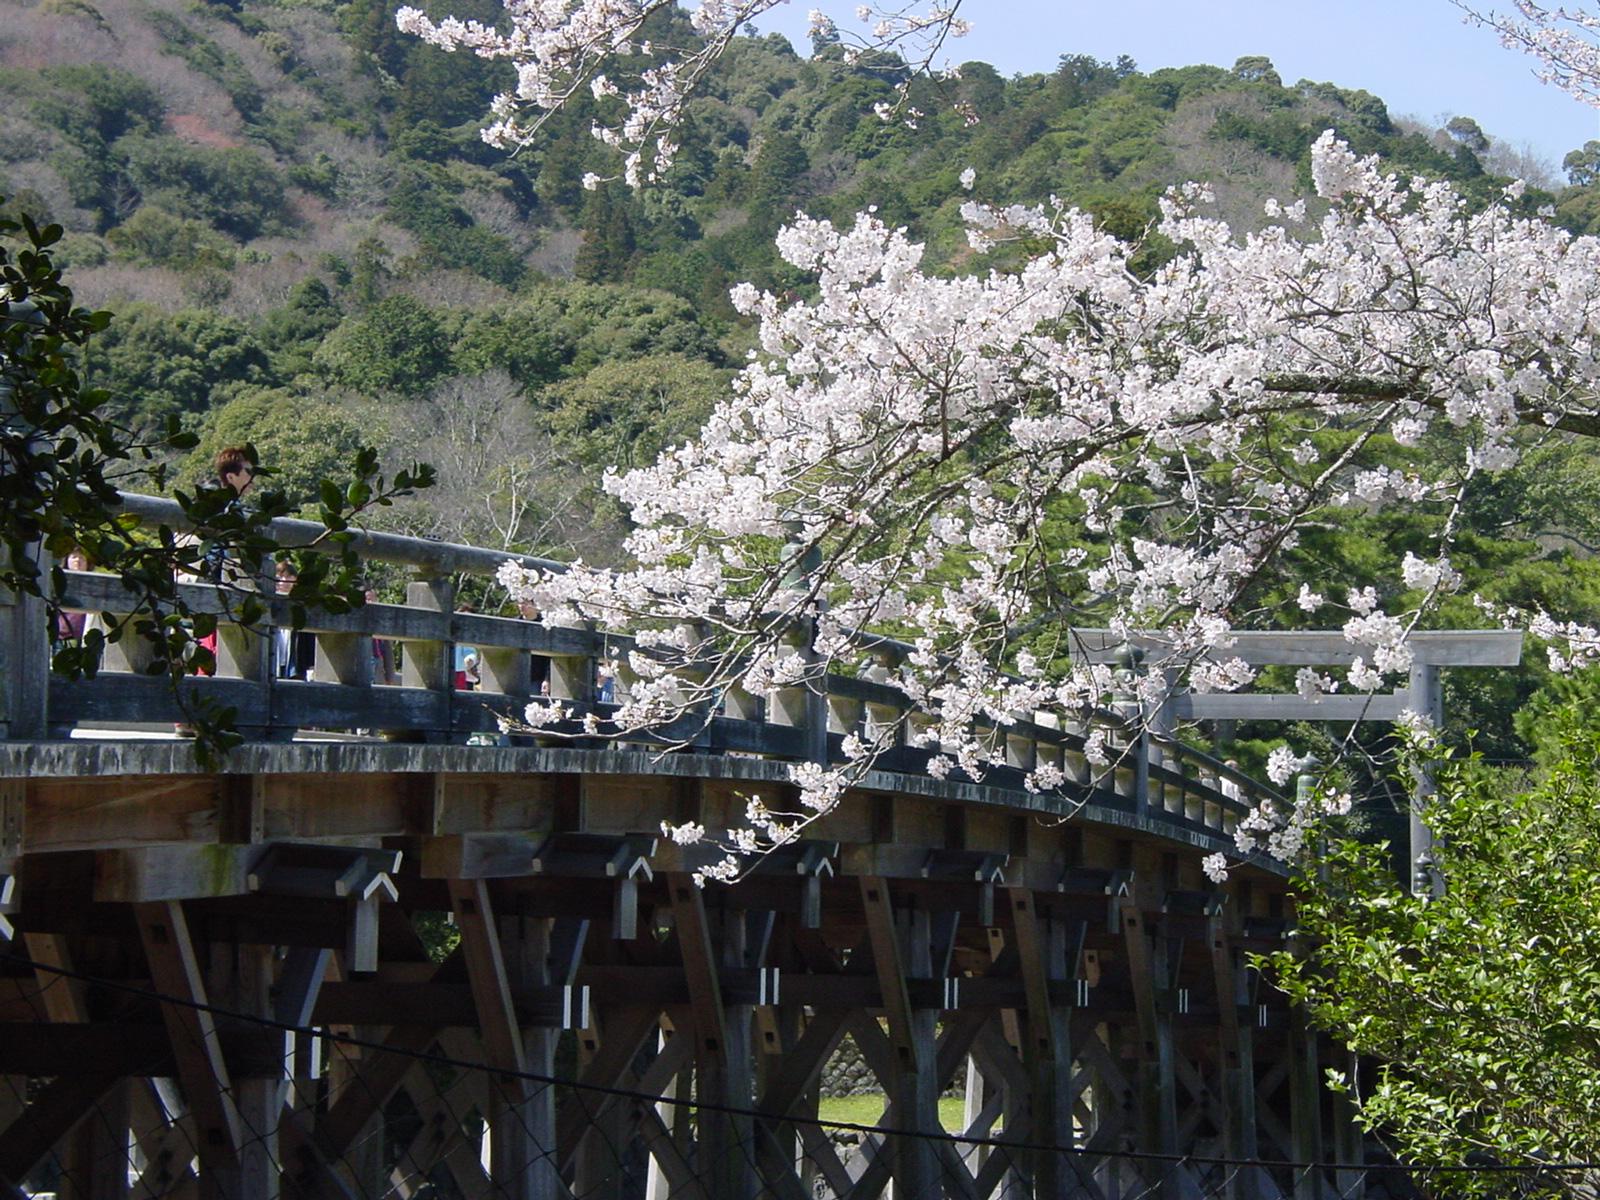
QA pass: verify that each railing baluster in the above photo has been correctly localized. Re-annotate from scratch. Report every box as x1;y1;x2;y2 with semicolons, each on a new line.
402;576;454;742
545;616;597;718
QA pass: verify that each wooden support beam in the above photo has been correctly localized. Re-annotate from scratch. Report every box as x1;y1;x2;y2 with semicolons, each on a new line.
634;1099;710;1200
1009;892;1101;1200
666;873;754;1200
219;774;266;845
1123;900;1180;1199
206;941;280;1200
22;933;89;1024
1288;1004;1325;1200
844;1012;989;1200
95;845;257;903
0;1073;122;1197
130;1078;196;1198
388;1067;494;1200
856;875;937;1199
58;1077;129;1200
499;913;563;1200
313;1023;440;1162
554;1005;662;1173
449;880;528;1080
132;901;245;1174
1210;915;1265;1200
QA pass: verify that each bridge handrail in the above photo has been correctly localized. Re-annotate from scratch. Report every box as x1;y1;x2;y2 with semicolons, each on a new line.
17;493;1280;838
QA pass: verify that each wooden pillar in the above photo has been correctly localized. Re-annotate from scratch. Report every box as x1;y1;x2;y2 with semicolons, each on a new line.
132;902;246;1197
859;877;937;1198
0;543;49;740
208;940;281;1200
509;917;561;1200
1010;889;1082;1200
1123;902;1179;1200
1210;915;1261;1200
668;875;754;1200
450;880;555;1200
58;1081;129;1200
1288;1006;1324;1200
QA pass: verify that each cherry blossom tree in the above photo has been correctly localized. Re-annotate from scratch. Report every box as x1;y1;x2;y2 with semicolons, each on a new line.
489;134;1600;878
402;0;1600;878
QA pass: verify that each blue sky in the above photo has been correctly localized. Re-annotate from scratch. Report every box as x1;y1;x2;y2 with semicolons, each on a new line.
751;0;1600;168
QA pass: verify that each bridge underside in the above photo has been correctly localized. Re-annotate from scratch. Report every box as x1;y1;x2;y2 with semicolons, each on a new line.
0;745;1358;1200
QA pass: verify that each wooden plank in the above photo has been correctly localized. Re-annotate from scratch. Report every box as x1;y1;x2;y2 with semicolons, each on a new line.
94;845;255;902
27;777;223;853
22;933;89;1024
0;779;23;860
131;901;244;1170
1170;693;1415;722
1067;628;1523;667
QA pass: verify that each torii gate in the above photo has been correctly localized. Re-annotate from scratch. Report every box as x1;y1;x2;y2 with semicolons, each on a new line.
1070;628;1525;893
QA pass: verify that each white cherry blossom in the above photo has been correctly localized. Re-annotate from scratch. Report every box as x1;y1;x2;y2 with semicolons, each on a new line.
487;129;1600;867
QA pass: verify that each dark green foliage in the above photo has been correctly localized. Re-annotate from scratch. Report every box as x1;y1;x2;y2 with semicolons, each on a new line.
386;165;525;286
313;295;457;397
106;208;236;271
748;131;809;232
31;65;165;148
258;279;343;380
540;353;729;470
1567;140;1600;187
89;305;273;425
118;135;287;241
1230;55;1281;88
454;282;721;389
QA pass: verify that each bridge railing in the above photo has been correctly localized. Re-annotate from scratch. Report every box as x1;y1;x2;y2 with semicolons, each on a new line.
20;493;1276;837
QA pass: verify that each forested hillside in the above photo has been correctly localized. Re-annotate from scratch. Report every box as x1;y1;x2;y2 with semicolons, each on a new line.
7;0;1600;760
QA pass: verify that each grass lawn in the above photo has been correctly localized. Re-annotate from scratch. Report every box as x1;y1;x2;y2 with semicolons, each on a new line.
817;1095;971;1134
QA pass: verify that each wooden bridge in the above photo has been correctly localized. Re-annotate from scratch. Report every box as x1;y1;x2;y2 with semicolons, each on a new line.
0;496;1522;1200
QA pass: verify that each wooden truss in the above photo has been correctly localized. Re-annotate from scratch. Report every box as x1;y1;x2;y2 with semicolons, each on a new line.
0;816;1358;1200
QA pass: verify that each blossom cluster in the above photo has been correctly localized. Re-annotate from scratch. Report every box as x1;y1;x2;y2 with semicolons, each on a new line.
487;130;1600;868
